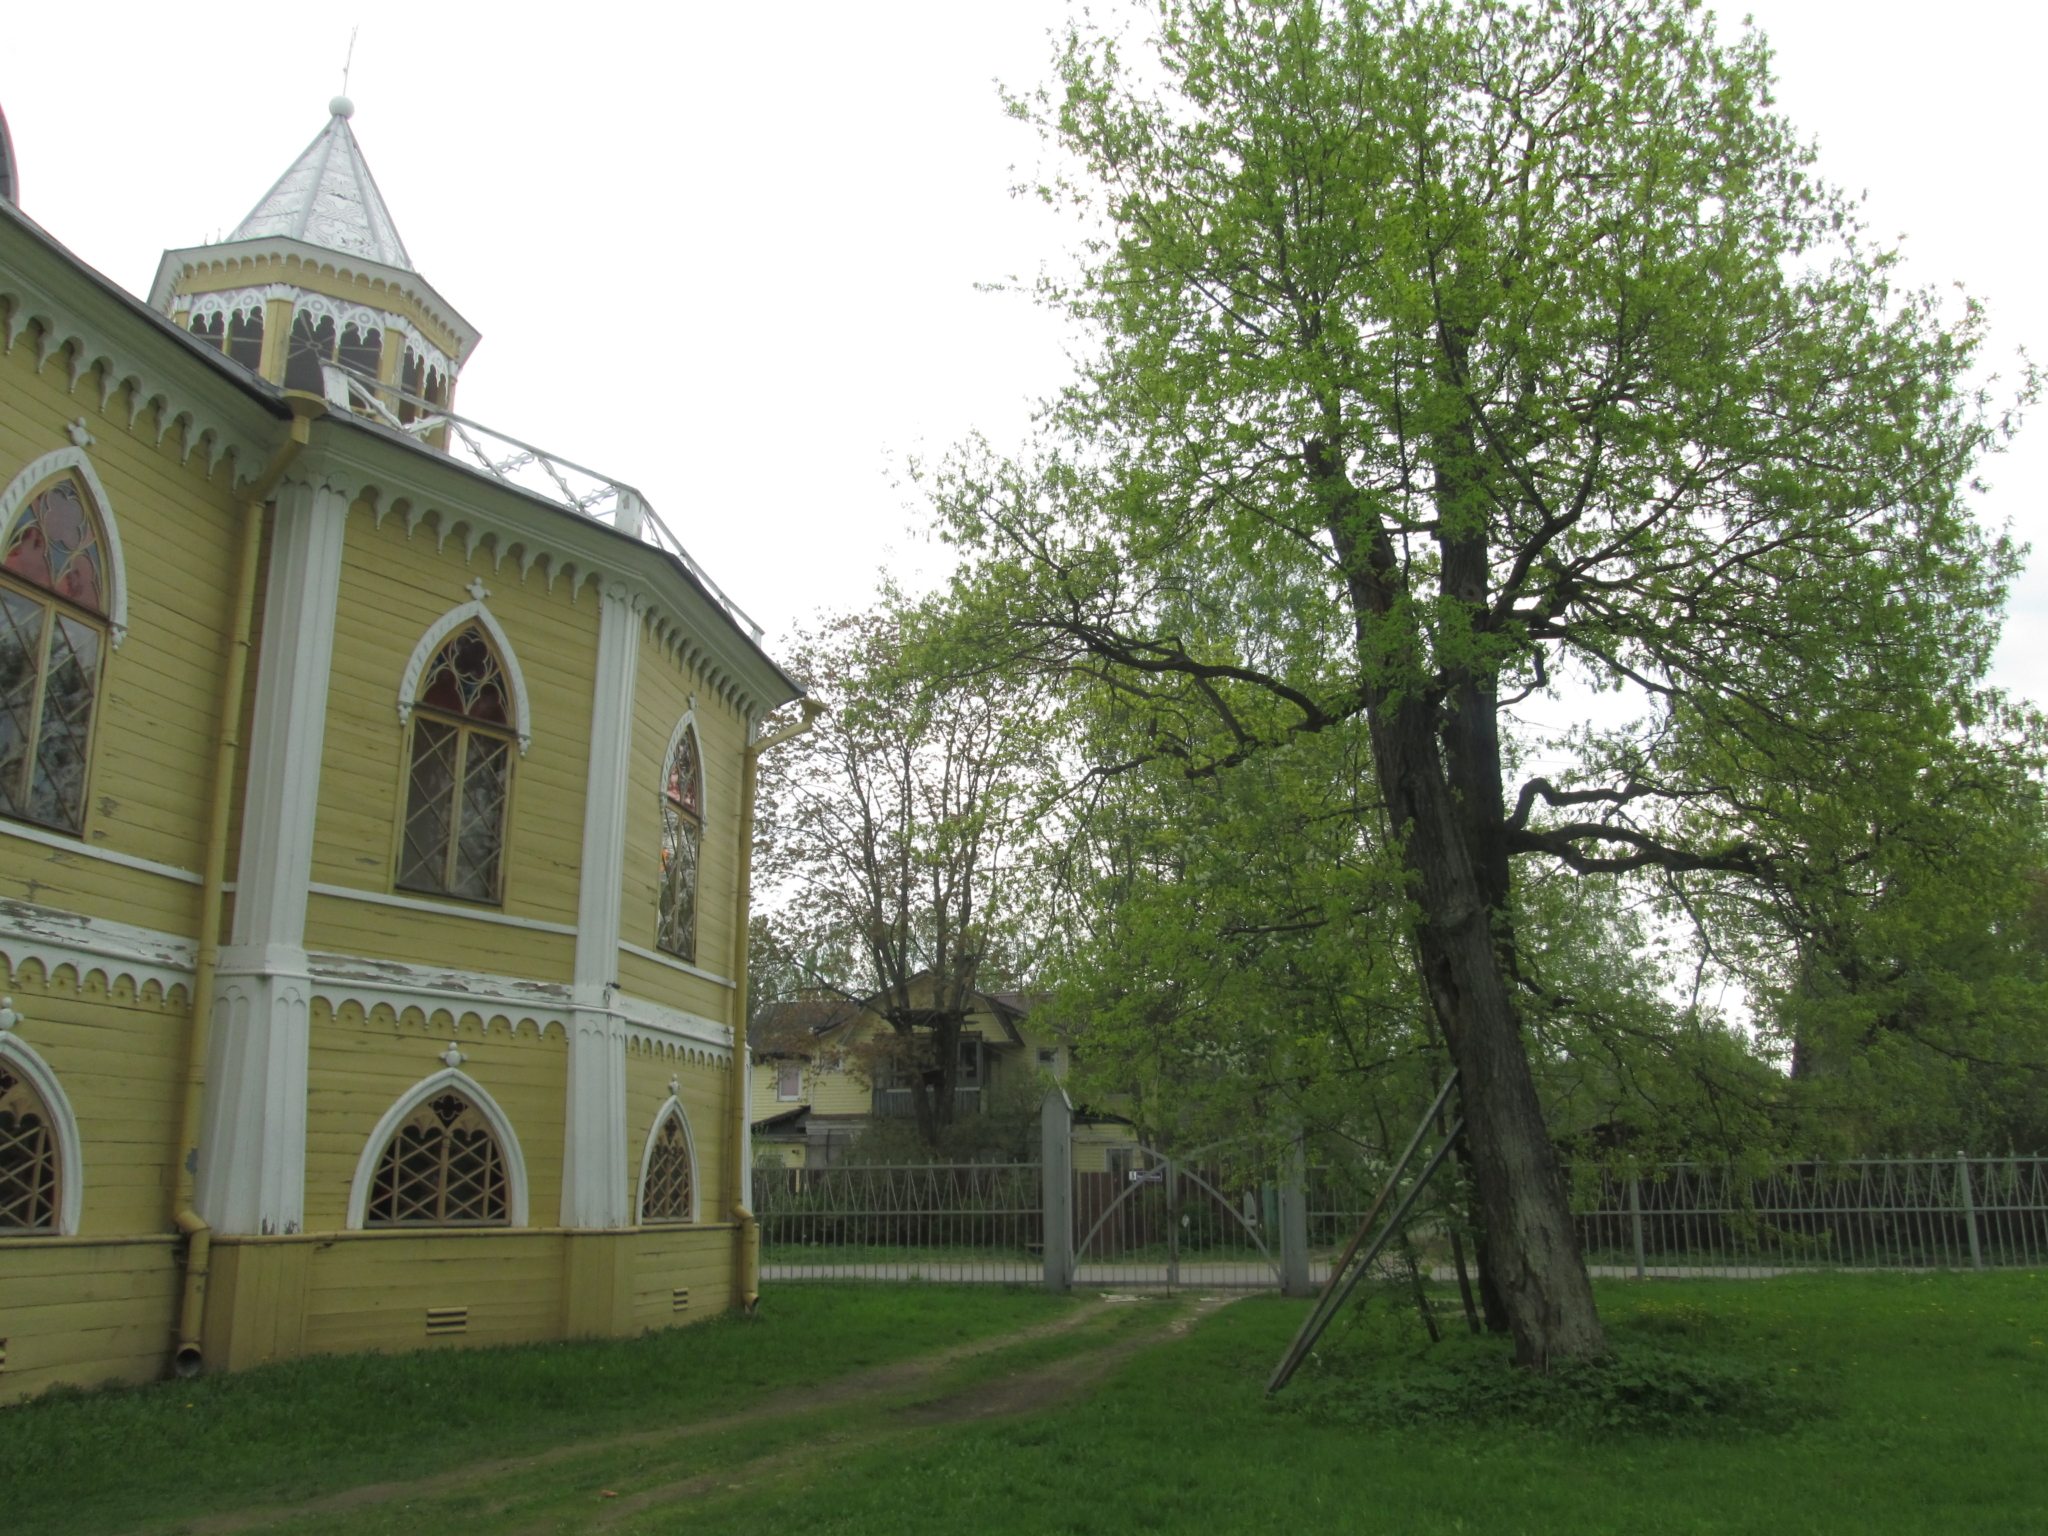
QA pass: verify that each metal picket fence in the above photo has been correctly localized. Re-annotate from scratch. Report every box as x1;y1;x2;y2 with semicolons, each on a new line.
1566;1155;2048;1278
757;1147;2048;1288
757;1162;1045;1283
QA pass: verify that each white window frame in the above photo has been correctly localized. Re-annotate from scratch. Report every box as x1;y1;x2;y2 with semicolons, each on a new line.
346;1066;530;1230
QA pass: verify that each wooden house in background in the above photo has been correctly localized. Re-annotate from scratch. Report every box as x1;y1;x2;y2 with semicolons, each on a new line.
0;97;801;1400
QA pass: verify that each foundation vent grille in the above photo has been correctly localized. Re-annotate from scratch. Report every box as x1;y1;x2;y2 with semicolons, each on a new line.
426;1306;469;1337
672;1287;690;1313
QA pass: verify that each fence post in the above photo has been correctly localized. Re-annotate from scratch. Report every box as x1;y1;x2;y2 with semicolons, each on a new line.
1957;1150;1983;1271
1279;1132;1312;1297
1166;1157;1181;1290
1628;1173;1647;1281
1041;1089;1073;1292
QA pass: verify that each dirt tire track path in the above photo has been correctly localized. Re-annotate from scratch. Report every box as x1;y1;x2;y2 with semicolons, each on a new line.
163;1294;1231;1536
579;1293;1238;1534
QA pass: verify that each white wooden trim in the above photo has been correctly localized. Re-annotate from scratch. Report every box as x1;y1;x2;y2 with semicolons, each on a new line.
617;941;735;990
230;478;347;951
305;950;571;1037
572;583;640;997
615;990;733;1052
345;1066;530;1230
634;1095;702;1225
0;817;202;884
395;599;534;755
308;882;577;936
0;898;196;1000
0;1029;84;1235
0;446;131;646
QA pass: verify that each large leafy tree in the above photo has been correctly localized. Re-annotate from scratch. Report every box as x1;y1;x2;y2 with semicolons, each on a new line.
933;0;2031;1362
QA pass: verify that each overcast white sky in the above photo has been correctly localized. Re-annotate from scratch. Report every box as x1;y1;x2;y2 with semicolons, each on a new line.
4;1;2041;707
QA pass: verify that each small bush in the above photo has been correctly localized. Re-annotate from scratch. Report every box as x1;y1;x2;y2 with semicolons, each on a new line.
1279;1333;1822;1438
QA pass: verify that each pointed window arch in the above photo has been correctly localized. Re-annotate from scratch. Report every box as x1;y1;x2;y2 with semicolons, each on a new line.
638;1098;699;1224
349;1068;528;1229
398;621;518;903
0;1032;83;1235
0;454;123;835
657;716;704;962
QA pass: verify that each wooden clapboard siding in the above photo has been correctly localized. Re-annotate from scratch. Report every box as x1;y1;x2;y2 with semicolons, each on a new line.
0;341;247;920
630;1226;734;1325
0;969;186;1234
308;508;598;969
619;629;748;989
303;1001;567;1233
298;1231;566;1355
0;1237;180;1402
626;1046;729;1223
303;890;575;981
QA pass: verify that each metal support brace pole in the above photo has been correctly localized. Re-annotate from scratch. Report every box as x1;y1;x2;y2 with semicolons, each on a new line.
1629;1174;1647;1281
1279;1132;1312;1297
1958;1150;1984;1271
1041;1090;1073;1292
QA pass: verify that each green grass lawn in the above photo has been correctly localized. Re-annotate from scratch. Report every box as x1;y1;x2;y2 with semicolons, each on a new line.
2;1285;1081;1536
669;1271;2048;1536
7;1272;2042;1535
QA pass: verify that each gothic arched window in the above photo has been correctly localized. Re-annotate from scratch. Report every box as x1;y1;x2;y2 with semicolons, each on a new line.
0;1056;61;1232
364;1089;509;1226
657;722;703;961
399;624;514;903
0;473;110;834
639;1106;697;1224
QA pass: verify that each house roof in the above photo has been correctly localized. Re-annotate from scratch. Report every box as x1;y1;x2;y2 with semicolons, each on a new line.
230;98;413;270
751;996;867;1058
751;1106;810;1136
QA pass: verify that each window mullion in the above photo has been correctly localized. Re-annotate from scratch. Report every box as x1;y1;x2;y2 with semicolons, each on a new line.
19;596;54;809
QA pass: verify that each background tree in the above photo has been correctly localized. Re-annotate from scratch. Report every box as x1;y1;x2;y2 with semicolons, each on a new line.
755;601;1054;1149
931;0;2034;1363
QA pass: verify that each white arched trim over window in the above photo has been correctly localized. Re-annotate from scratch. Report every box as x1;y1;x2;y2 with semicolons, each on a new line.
0;448;128;647
0;1029;84;1235
346;1066;530;1230
396;599;532;754
636;1094;701;1224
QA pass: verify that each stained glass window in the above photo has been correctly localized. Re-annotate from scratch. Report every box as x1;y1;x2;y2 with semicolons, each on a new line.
399;625;513;902
657;725;703;961
641;1111;695;1223
0;1061;59;1232
0;475;108;834
365;1090;508;1226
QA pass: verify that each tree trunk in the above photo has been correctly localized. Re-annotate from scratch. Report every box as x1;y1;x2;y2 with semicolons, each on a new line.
1367;696;1606;1365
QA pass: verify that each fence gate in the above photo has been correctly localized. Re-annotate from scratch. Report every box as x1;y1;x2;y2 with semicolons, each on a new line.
1067;1140;1287;1291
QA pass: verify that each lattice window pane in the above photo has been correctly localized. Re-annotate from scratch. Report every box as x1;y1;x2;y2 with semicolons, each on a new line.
366;1091;509;1227
30;615;98;831
451;734;509;901
642;1113;695;1223
401;625;515;902
0;588;47;816
399;718;458;891
0;1065;60;1232
657;810;700;960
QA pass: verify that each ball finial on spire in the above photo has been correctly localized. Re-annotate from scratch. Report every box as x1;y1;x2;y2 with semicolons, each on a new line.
330;95;356;120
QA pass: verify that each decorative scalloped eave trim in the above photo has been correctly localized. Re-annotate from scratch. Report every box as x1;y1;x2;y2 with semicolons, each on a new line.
0;445;131;646
622;1031;730;1068
634;1094;702;1225
0;284;268;490
313;993;567;1041
344;1065;532;1230
0;905;196;1006
394;597;535;755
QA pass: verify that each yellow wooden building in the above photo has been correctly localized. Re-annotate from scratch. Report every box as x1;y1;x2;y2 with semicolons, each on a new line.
0;98;804;1401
